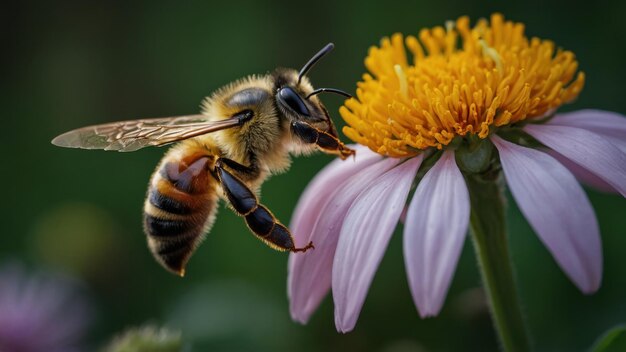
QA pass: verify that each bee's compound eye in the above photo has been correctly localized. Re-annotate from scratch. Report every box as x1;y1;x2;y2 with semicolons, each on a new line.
278;87;310;116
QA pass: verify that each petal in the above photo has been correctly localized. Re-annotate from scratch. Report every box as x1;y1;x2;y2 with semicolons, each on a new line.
333;156;423;332
547;110;626;154
548;109;626;140
288;157;399;324
403;151;470;317
492;136;602;293
546;150;617;194
288;146;380;320
524;124;626;197
609;138;626;155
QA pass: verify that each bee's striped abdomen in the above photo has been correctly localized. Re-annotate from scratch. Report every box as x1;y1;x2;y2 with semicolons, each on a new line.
144;150;218;276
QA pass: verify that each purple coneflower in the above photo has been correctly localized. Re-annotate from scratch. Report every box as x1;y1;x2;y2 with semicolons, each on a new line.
287;13;626;343
0;263;92;352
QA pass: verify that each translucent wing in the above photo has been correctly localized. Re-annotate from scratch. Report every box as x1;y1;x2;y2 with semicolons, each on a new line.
51;114;245;152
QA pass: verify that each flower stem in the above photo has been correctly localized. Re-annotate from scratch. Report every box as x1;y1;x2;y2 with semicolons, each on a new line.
466;175;531;352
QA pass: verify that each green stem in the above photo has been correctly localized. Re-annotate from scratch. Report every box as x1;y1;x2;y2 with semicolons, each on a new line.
466;175;531;352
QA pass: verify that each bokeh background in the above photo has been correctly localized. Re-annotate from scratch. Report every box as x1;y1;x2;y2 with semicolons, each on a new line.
3;0;626;351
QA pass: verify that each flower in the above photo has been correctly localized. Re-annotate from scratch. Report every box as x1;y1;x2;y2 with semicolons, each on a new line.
0;262;92;352
287;13;626;333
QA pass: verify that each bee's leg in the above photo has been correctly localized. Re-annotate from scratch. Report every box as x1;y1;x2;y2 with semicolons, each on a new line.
213;158;314;253
291;121;355;160
216;156;260;182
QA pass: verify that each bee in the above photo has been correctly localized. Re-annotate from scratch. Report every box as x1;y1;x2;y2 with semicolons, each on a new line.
52;43;355;276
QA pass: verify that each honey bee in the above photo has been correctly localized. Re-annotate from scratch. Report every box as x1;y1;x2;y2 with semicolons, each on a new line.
52;43;355;276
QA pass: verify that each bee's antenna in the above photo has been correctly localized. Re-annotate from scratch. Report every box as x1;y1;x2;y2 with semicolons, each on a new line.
306;87;352;100
298;43;335;85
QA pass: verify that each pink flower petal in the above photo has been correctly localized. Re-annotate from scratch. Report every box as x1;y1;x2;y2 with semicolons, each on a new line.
546;150;617;194
403;151;470;318
333;156;423;332
547;110;626;154
492;136;602;293
609;139;626;155
288;157;399;324
525;124;626;197
548;109;626;139
288;145;380;303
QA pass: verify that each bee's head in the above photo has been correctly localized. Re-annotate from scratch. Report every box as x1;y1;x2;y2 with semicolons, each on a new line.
273;43;351;137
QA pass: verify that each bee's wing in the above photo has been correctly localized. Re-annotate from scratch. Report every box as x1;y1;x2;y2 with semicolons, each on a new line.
51;114;244;152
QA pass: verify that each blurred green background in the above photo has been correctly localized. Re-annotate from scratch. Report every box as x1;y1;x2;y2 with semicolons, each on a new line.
4;0;626;351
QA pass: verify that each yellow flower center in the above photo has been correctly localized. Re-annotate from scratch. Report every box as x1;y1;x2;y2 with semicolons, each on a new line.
340;13;585;157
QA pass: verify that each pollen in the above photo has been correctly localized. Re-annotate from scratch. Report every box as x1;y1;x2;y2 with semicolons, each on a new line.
340;13;585;157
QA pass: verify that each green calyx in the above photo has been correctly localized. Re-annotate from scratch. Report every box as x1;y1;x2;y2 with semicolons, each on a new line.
455;135;495;174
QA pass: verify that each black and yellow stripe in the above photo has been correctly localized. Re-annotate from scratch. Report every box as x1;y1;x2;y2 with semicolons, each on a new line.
143;152;218;276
